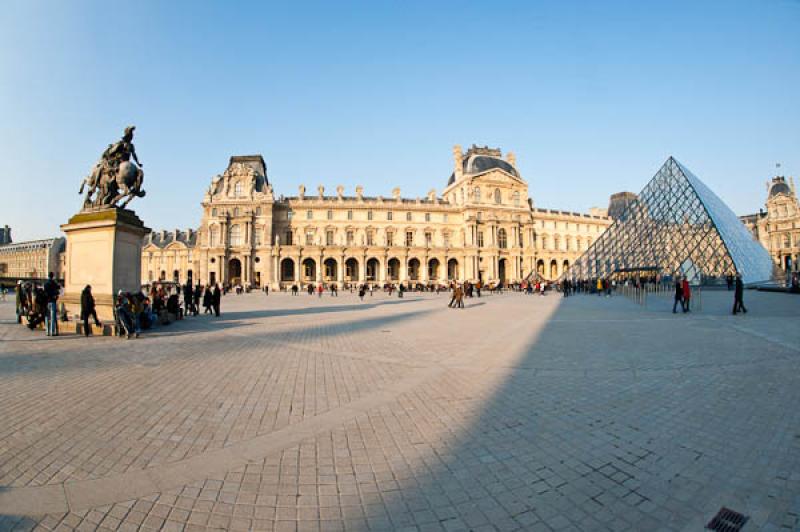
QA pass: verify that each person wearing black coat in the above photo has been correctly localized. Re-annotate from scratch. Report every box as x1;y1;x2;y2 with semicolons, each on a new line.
212;283;222;317
672;277;683;314
732;274;747;314
193;283;202;316
202;286;213;314
80;285;102;336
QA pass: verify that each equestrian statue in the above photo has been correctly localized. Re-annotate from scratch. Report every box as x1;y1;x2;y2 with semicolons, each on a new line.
80;126;146;209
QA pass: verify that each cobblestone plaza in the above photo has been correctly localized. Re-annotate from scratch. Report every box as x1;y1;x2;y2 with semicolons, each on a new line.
1;290;799;531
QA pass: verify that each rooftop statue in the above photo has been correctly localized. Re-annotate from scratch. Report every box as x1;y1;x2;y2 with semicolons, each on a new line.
80;126;146;210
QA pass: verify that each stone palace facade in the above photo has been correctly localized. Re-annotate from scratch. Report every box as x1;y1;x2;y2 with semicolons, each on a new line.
740;175;800;273
142;146;613;288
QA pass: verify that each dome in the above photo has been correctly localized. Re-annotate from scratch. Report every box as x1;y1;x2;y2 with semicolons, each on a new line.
465;155;519;178
769;181;791;198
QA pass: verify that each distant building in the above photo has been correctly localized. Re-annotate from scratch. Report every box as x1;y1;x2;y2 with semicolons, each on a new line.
143;146;613;287
607;192;638;220
740;176;799;272
0;225;11;245
0;237;65;280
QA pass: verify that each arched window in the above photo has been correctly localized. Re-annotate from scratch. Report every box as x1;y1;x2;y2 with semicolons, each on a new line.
229;225;242;246
553;236;560;251
498;228;507;249
494;189;502;204
541;236;548;250
474;187;481;202
513;191;520;207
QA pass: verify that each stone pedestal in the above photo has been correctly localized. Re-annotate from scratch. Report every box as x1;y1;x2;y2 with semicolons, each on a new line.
60;208;150;321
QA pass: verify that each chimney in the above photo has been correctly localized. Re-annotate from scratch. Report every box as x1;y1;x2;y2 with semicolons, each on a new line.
453;145;463;180
506;151;516;167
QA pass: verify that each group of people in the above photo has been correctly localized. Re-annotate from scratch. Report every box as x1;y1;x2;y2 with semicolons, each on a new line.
15;273;63;336
672;276;693;313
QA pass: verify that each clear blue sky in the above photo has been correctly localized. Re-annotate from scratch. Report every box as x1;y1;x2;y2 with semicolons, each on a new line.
1;0;798;241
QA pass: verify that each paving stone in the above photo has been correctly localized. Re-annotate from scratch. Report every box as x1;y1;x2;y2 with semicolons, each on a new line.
1;291;799;530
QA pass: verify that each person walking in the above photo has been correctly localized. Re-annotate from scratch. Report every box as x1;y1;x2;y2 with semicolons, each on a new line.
672;277;683;313
43;272;60;336
447;286;457;308
203;286;213;314
681;278;691;313
358;284;366;301
212;283;222;316
183;281;194;316
317;283;324;298
15;280;25;324
291;284;298;295
193;283;201;316
732;274;747;314
455;284;464;308
80;285;102;336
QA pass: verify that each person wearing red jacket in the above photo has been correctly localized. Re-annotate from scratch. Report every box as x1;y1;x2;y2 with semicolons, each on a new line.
681;278;691;313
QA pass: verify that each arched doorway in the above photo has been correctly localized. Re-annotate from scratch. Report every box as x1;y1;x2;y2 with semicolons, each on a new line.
229;258;242;285
447;258;459;280
536;259;545;276
408;258;420;281
428;258;440;280
387;258;400;281
345;258;359;282
549;260;558;279
323;258;338;282
173;270;180;283
280;258;295;282
366;258;379;282
498;259;507;282
302;258;316;283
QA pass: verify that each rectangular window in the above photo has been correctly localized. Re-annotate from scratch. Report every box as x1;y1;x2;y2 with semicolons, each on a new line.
477;212;483;221
405;231;414;247
327;210;333;220
425;232;432;247
386;231;394;246
406;212;412;221
443;213;448;222
366;231;374;246
346;231;354;245
285;231;293;245
477;231;484;247
306;210;313;220
367;210;373;221
287;210;293;220
347;210;353;220
326;230;334;246
443;233;450;247
387;211;393;221
305;232;314;246
425;213;431;222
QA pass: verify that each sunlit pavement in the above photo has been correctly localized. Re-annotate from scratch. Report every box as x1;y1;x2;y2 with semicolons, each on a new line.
0;288;799;531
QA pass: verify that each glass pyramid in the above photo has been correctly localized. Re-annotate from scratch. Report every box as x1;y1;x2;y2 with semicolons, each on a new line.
568;157;774;285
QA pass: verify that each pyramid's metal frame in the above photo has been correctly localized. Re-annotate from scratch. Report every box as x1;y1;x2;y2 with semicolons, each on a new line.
568;157;774;285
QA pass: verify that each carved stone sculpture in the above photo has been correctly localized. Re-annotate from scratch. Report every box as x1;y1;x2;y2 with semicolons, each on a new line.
79;126;146;210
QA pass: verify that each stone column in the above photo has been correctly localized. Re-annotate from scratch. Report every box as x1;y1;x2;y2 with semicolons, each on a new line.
338;254;345;286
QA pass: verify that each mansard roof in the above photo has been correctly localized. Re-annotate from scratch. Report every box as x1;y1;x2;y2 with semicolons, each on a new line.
144;229;197;248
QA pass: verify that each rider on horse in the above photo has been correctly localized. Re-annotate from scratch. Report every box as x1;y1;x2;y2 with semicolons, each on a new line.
81;126;145;208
